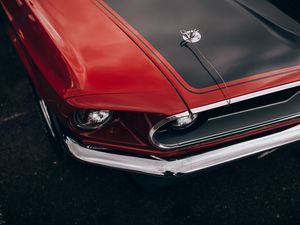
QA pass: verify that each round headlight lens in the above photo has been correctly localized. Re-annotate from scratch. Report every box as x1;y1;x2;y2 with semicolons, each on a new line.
171;113;199;130
74;109;112;130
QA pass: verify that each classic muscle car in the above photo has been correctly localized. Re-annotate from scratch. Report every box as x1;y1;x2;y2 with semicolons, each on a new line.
1;0;300;176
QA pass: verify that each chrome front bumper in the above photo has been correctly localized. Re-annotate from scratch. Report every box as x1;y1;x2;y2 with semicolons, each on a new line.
64;124;300;176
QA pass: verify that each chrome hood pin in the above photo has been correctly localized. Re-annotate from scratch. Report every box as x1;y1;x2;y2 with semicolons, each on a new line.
180;28;231;105
181;29;202;43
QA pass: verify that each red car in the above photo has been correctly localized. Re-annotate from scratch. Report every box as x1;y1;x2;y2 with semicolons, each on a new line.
1;0;300;176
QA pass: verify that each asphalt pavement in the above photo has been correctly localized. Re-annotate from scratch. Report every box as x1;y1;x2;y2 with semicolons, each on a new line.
1;17;300;225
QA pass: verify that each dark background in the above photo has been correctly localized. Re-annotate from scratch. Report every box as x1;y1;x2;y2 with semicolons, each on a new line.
1;13;300;225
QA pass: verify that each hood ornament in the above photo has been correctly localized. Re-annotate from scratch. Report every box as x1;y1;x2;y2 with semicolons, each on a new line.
181;29;202;43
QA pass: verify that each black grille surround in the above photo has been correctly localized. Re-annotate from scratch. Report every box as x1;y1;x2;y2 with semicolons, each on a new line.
151;84;300;149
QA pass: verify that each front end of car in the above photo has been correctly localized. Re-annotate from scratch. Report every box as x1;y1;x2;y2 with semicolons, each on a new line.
46;81;300;176
2;0;300;177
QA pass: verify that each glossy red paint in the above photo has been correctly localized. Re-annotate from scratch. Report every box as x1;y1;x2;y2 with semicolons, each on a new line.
1;0;188;116
1;0;300;158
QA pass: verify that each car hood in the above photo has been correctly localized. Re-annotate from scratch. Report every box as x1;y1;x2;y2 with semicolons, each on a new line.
101;0;300;109
24;0;300;114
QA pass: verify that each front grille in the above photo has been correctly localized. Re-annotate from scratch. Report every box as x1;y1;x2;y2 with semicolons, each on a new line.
152;86;300;149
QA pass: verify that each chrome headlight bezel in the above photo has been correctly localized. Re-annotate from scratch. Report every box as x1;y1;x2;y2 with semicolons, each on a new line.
73;109;113;130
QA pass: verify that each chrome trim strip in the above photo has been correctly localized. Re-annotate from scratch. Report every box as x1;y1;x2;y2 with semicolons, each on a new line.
39;99;56;138
149;81;300;149
192;81;300;114
65;124;300;176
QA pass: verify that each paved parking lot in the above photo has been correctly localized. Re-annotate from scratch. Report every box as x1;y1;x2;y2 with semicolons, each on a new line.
1;17;300;225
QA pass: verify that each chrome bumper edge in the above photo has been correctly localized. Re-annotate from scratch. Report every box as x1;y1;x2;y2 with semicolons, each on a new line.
64;124;300;176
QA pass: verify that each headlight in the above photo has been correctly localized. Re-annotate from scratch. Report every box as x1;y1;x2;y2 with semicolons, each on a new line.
171;113;199;130
74;109;112;130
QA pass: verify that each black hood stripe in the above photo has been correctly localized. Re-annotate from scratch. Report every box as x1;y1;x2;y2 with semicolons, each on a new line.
99;0;300;94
